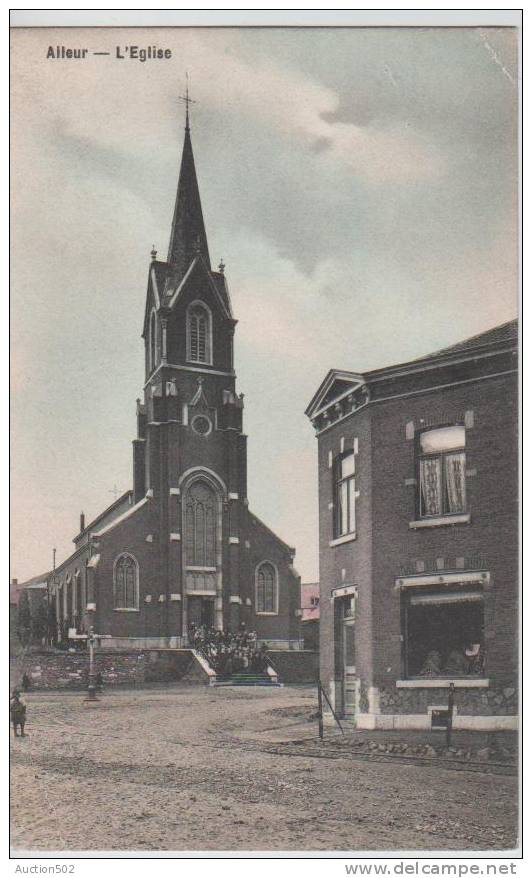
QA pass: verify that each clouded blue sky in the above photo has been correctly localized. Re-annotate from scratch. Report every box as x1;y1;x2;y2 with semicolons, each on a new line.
11;25;518;583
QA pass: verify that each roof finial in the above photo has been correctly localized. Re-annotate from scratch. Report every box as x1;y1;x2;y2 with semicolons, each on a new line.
179;72;197;131
150;245;157;261
218;258;225;274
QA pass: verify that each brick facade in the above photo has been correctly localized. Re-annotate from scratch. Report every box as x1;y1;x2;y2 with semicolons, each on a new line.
307;321;518;731
36;119;301;653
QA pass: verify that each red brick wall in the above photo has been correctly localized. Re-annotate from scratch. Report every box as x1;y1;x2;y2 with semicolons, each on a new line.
370;375;518;705
316;368;518;717
317;408;374;708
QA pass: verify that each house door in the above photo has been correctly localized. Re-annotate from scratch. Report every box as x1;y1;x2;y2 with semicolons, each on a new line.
343;617;357;718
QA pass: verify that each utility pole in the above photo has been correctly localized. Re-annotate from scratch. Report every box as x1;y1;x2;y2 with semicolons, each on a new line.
47;547;56;647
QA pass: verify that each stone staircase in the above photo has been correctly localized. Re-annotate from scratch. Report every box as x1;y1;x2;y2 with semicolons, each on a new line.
212;671;282;688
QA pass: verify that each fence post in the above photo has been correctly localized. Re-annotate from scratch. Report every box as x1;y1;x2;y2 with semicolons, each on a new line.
317;679;324;740
446;682;455;748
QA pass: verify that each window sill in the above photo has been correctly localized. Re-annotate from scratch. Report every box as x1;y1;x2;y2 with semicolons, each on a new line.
396;678;489;689
409;513;470;529
329;532;357;547
113;607;140;613
255;611;279;616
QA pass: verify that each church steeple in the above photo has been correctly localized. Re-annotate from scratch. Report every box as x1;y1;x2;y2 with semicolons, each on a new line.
167;90;211;277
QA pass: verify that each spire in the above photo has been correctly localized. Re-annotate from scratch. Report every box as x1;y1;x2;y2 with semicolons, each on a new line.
167;82;211;275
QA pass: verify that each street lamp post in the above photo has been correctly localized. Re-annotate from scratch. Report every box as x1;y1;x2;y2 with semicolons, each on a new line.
85;626;98;702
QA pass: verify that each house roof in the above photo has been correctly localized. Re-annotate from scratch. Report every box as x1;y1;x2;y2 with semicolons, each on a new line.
10;571;51;604
428;319;518;358
368;318;518;378
306;318;519;424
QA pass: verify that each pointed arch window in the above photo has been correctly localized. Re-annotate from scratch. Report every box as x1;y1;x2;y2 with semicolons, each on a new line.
185;480;217;568
149;310;157;372
187;302;212;365
256;562;279;615
114;554;139;610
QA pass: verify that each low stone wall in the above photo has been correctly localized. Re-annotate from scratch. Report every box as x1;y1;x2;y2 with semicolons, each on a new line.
267;650;319;684
10;648;204;690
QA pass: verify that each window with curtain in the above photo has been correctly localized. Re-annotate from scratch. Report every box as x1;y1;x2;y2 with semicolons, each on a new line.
333;450;356;537
188;303;211;364
419;426;466;517
256;562;278;614
184;480;217;568
114;555;138;609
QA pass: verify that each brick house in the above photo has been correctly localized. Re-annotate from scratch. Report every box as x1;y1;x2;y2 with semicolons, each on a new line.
305;321;518;731
42;112;301;650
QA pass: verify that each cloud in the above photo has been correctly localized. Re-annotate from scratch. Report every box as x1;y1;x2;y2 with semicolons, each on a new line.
9;27;518;584
12;28;444;186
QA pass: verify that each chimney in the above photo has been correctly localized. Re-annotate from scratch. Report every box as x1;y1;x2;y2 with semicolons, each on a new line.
11;578;18;587
80;512;85;532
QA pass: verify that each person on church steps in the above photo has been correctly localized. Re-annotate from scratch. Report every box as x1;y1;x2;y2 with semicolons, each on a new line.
188;623;272;676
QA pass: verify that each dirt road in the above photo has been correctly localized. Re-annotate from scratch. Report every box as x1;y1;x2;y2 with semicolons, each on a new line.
10;686;518;853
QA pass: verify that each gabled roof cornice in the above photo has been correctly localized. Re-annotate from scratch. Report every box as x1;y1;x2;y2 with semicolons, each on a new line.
305;320;518;436
305;369;366;420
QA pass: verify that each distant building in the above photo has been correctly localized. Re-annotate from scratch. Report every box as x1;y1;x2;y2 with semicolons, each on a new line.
300;582;320;622
300;582;320;651
10;573;50;646
10;577;25;607
17;112;301;651
306;321;518;731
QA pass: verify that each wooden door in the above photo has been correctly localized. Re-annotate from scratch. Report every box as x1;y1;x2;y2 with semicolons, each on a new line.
343;618;357;718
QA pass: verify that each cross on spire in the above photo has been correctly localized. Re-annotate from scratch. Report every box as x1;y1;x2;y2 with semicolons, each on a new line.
179;73;197;131
167;75;211;272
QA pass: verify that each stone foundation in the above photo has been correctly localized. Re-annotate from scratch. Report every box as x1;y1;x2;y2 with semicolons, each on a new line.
378;682;517;717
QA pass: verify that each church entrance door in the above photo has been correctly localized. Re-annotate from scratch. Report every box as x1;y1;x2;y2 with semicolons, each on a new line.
201;598;215;628
189;596;215;629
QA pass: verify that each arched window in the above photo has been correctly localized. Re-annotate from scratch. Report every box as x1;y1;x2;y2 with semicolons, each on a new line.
185;480;216;568
65;575;72;622
256;562;278;615
187;302;211;364
149;310;157;371
114;554;139;610
74;570;84;631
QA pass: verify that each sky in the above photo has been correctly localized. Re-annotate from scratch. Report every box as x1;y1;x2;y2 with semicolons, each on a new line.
10;25;518;584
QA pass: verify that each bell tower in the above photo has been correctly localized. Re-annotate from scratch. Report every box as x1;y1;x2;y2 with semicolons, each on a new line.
132;96;247;636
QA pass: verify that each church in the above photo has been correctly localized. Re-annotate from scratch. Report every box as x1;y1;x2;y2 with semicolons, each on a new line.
47;106;301;650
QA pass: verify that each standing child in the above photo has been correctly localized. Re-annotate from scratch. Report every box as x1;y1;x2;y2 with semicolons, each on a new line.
10;689;27;737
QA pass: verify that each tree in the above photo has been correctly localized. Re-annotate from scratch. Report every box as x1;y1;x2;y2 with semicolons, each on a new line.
16;591;31;646
31;596;49;643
